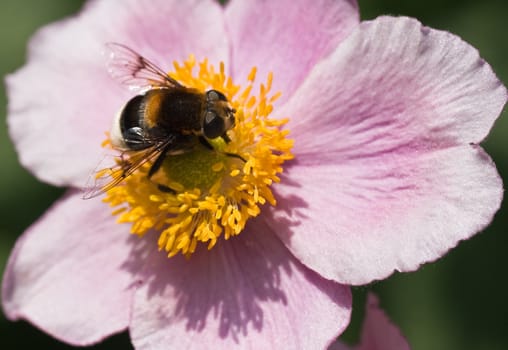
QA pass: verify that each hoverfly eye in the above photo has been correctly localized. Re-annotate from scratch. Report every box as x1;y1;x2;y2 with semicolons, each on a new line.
203;110;225;139
206;89;227;102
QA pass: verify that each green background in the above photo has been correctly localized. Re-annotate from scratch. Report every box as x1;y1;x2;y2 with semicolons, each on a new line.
0;1;507;349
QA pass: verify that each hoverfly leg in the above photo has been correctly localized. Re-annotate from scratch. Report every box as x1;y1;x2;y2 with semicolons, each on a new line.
157;184;176;194
198;136;246;163
147;145;176;194
198;136;214;150
222;133;232;144
224;152;246;163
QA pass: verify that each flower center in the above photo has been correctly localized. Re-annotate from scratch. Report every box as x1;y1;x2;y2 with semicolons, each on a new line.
102;55;293;257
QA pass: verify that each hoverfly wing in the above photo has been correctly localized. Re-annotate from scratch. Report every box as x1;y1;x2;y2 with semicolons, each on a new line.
105;42;183;92
82;139;172;199
82;154;131;200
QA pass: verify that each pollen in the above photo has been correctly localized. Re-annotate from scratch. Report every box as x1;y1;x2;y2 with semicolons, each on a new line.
102;56;293;257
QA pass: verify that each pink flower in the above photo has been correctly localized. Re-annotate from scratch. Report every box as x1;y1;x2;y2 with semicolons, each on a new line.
330;294;411;350
2;0;505;349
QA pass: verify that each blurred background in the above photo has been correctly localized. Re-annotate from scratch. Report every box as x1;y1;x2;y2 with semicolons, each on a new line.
0;0;506;349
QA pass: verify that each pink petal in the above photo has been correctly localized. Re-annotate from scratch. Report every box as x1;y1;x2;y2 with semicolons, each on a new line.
268;17;505;285
329;294;410;350
355;294;410;350
330;342;351;350
130;220;351;349
7;0;228;188
2;191;141;346
272;140;502;285
281;16;506;153
225;0;359;104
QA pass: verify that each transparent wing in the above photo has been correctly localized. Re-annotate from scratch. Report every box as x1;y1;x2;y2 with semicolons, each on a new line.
105;42;183;92
82;139;172;199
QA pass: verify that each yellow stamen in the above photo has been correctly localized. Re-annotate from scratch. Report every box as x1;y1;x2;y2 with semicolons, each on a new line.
102;55;293;257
